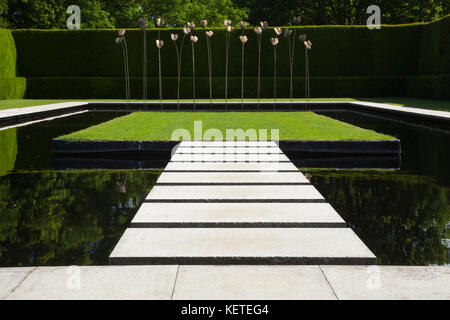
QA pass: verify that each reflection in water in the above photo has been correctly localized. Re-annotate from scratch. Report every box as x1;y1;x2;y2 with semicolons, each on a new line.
309;111;450;266
307;171;449;266
0;170;161;267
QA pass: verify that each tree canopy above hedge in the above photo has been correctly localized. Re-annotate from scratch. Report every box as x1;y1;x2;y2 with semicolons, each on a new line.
0;0;448;29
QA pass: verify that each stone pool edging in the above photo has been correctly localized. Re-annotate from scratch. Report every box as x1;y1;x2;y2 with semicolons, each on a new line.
2;100;449;130
52;139;401;156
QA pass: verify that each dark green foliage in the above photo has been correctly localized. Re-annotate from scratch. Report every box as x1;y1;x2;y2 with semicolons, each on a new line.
0;128;17;177
23;76;408;99
417;15;450;74
10;26;424;78
0;170;161;266
0;77;26;99
405;74;450;99
0;29;16;77
0;28;26;99
7;16;450;99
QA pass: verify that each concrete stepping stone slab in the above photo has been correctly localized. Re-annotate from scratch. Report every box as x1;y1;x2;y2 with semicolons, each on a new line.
174;147;282;154
164;161;299;172
170;153;291;162
179;141;278;147
156;171;310;185
130;202;346;228
109;228;377;265
145;185;325;202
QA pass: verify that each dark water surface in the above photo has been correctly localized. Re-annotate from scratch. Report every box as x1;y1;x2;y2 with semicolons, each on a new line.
0;111;448;266
310;111;449;265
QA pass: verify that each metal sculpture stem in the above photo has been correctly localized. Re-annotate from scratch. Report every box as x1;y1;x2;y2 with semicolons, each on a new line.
177;35;187;110
225;31;231;108
273;46;277;111
206;35;213;107
122;38;130;105
305;48;310;110
158;47;162;109
191;41;196;110
288;30;297;110
256;34;262;111
143;30;147;108
174;41;180;110
241;42;245;109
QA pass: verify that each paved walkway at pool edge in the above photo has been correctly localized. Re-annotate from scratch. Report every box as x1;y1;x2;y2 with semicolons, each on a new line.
1;265;449;299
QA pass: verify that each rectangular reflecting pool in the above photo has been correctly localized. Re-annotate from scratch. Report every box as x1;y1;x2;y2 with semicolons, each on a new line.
0;110;448;266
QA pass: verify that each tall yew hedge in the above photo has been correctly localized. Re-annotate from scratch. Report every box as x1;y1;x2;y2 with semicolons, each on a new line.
5;15;450;99
0;28;26;100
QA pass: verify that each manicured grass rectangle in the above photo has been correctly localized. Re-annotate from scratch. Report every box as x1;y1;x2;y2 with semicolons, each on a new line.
59;112;394;141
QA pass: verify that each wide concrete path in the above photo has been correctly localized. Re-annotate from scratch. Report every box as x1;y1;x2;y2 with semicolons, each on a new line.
2;265;449;300
109;141;376;265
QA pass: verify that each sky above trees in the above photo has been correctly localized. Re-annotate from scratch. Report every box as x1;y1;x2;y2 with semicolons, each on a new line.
0;0;448;29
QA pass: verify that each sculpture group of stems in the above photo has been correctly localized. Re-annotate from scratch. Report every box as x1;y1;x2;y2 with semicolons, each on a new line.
121;38;130;105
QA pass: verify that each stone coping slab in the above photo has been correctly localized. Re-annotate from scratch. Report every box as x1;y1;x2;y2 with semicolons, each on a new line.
145;185;325;202
321;265;450;300
2;265;449;300
170;153;291;162
130;202;346;228
174;147;283;154
179;141;278;147
0;267;34;299
5;266;178;300
164;161;299;172
109;228;376;265
155;171;310;185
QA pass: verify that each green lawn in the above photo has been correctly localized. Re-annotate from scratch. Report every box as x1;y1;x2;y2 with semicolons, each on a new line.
59;112;394;141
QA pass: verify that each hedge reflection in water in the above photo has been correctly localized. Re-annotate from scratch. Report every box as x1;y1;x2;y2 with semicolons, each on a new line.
0;170;161;267
308;171;449;266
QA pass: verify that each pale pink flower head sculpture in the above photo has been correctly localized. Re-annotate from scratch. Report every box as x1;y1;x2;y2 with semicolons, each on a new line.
156;39;164;48
239;35;248;44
